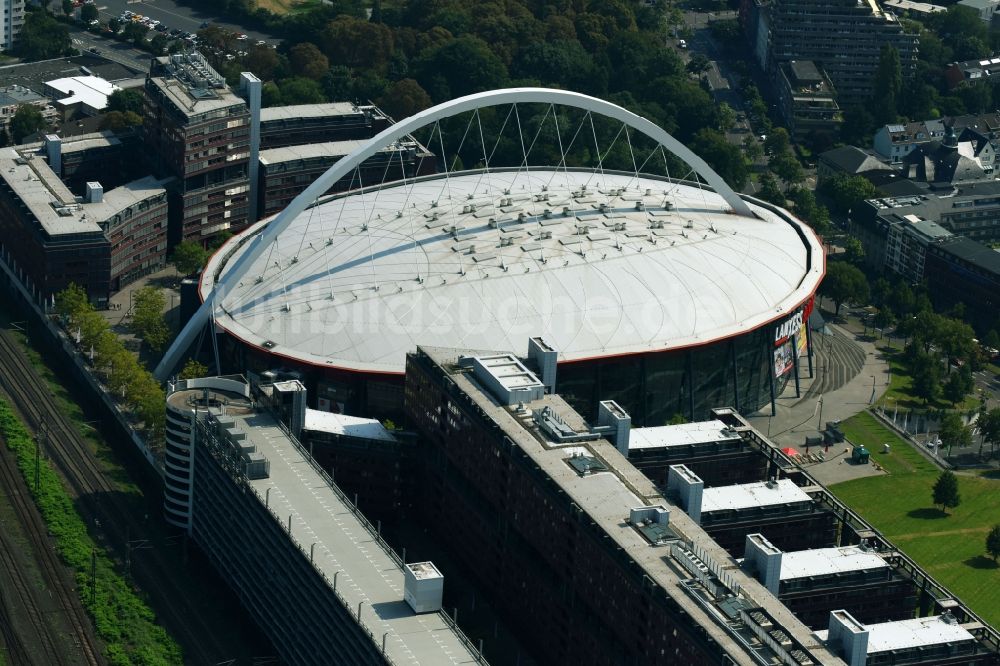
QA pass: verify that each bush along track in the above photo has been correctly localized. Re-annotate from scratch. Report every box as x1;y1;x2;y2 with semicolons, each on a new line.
0;399;182;665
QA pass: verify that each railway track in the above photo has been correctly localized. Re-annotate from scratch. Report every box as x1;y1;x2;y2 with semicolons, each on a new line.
0;327;249;664
0;441;97;666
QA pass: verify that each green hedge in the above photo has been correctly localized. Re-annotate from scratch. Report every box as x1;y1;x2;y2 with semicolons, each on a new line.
0;400;182;665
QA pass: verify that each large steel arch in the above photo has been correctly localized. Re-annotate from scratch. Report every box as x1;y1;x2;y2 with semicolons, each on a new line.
155;87;755;379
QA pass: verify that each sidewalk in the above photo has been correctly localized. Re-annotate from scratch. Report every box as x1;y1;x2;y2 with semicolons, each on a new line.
747;312;891;485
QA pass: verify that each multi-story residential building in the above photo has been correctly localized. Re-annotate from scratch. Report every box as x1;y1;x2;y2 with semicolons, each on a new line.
144;53;250;247
754;0;919;107
776;60;842;145
873;120;946;162
0;0;24;51
0;145;169;304
946;54;1000;89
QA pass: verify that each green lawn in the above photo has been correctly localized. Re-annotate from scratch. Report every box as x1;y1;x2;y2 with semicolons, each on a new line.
831;411;1000;629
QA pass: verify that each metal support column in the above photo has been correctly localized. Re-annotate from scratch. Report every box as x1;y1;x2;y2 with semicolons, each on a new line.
792;333;801;398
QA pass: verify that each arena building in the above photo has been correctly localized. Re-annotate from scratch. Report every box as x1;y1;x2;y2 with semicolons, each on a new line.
166;89;825;425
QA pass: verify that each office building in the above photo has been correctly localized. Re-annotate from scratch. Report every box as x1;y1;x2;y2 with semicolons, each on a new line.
257;138;434;219
959;0;1000;23
259;102;391;150
924;236;1000;332
144;53;251;247
817;610;997;665
668;466;838;557
626;420;769;488
404;345;844;665
0;144;169;303
743;534;918;630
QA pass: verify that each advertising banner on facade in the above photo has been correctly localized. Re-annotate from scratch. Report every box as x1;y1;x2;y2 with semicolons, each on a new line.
773;340;795;378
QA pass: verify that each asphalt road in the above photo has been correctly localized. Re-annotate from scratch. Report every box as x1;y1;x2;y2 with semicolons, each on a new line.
94;0;277;45
70;28;153;72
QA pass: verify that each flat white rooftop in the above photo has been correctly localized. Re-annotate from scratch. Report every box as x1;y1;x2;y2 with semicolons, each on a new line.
629;419;741;450
260;101;362;122
701;479;811;514
204;170;823;374
816;615;975;654
234;410;479;664
45;75;119;111
779;546;888;581
303;408;396;442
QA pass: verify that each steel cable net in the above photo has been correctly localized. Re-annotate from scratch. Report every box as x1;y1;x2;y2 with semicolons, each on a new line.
157;90;815;379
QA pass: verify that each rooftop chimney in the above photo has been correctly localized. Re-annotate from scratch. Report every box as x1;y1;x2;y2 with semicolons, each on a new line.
85;181;103;203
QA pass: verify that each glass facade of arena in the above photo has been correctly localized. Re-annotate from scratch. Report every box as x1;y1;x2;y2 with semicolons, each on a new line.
559;325;795;426
218;305;811;427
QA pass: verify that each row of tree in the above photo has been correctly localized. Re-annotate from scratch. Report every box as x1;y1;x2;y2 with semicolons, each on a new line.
55;284;165;440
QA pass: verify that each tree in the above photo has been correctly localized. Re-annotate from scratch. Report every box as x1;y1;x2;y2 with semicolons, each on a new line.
689;128;749;190
987;525;1000;562
321;16;394;73
940;412;972;457
170;241;209;276
178;359;209;380
931;470;961;514
977;407;1000;458
413;35;508;101
686;53;711;75
819;174;878;216
130;286;170;352
99;110;142;131
757;173;785;206
278;77;325;105
909;348;943;404
819;261;869;315
15;10;71;62
770;152;804;186
80;3;98;23
107;89;144;115
62;0;73;16
243;45;280;81
10;104;46;143
376;78;431;120
943;367;974;405
149;33;169;55
872;45;902;124
763;128;790;156
289;42;329;81
843;237;865;265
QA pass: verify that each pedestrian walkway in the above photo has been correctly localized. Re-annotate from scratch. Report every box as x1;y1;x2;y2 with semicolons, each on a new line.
747;315;891;485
